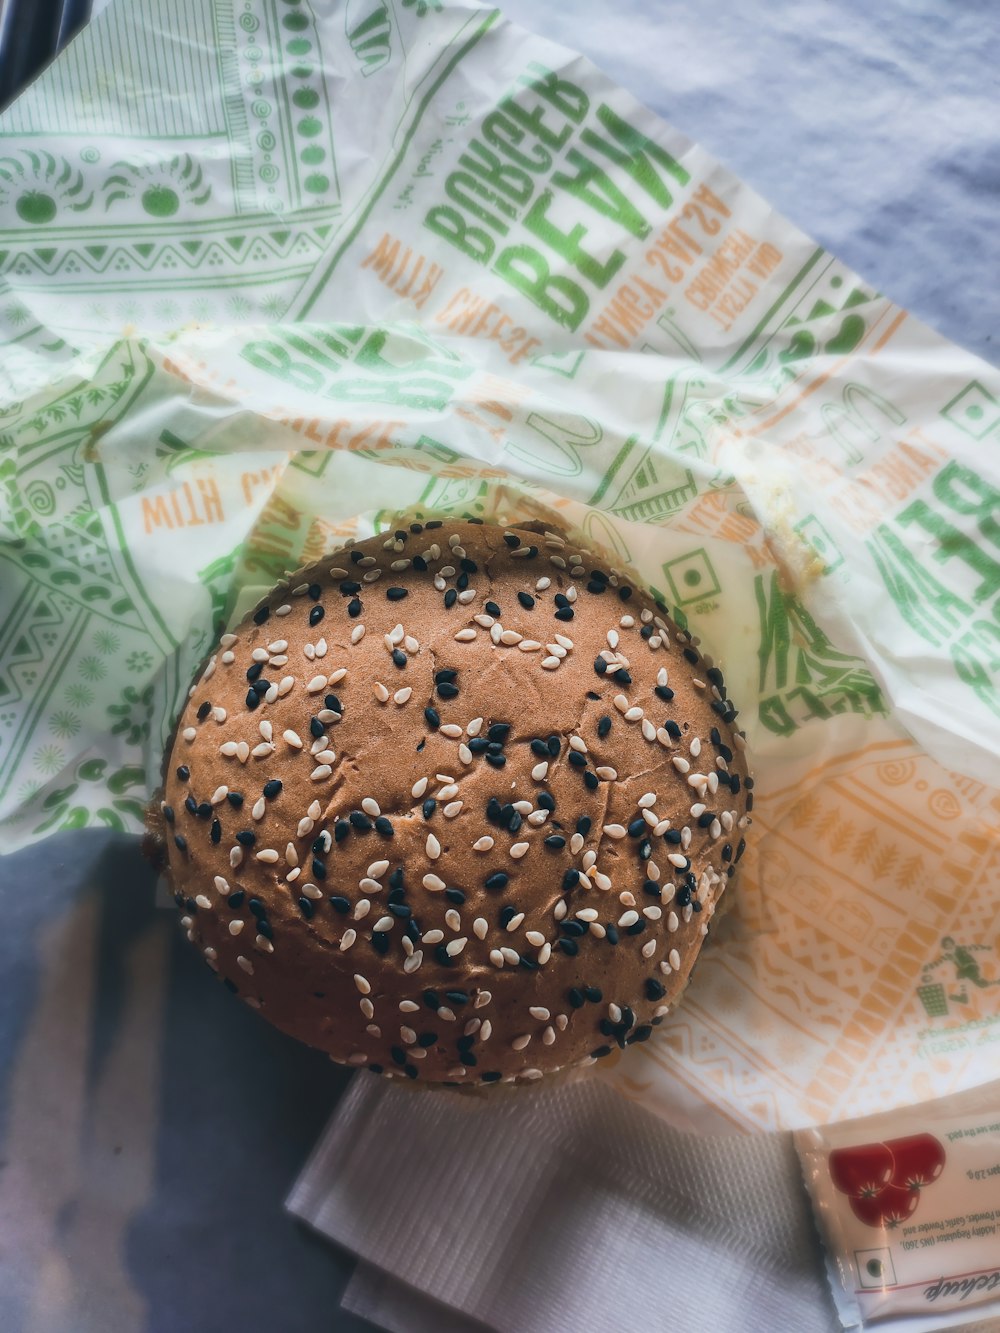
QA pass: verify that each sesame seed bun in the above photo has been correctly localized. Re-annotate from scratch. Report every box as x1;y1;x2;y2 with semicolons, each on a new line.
158;519;752;1085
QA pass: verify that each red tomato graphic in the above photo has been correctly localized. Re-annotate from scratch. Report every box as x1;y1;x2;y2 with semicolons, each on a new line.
829;1141;894;1198
886;1134;945;1192
848;1183;920;1229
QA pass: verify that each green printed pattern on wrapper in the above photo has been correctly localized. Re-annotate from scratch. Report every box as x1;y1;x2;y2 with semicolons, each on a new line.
0;0;998;852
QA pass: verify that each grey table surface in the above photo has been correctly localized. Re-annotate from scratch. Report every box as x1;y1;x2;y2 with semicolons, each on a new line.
1;1;998;1331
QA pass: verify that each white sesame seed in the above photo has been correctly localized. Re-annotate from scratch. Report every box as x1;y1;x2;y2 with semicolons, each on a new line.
541;656;560;670
603;824;627;839
523;930;545;948
672;756;690;775
619;890;637;907
444;908;462;932
443;801;463;818
553;900;568;921
193;894;212;911
624;706;643;722
353;973;371;995
338;929;356;952
490;623;503;643
518;639;542;651
251;796;266;821
669;948;682;970
411;777;428;799
373;916;394;933
373;682;389;703
566;585;578;601
594;766;618;782
505;912;525;932
230;847;243;868
422;929;444;945
707;771;720;795
531;761;549;781
510;841;529;859
538;941;553;962
309;765;331;781
618;910;639;928
490;949;505;968
446;937;468;957
575;908;599;922
354;899;371;920
554;634;574;650
614;693;629;713
403;950;423;973
458;743;473;765
545;643;567;659
423;872;445;892
255;849;279;863
474;613;494;628
236;955;254;975
304;674;326;694
229;919;244;936
439;723;463;739
500;629;522;645
436;782;459;800
454;628;477;642
511;1034;531;1051
394;686;412;705
472;836;494;852
501;946;520;965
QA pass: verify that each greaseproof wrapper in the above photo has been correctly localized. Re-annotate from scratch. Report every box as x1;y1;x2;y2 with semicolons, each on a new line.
797;1085;1000;1332
0;0;998;1132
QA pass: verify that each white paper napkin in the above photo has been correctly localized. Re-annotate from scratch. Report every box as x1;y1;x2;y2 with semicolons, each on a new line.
288;1075;839;1332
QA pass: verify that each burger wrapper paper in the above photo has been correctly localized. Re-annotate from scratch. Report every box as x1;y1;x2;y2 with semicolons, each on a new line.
1;0;998;1133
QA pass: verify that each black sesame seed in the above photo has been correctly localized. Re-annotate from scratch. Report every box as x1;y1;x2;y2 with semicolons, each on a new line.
309;605;324;626
628;818;646;838
555;607;574;621
666;720;682;739
722;843;732;862
568;988;585;1009
340;579;361;594
559;920;585;937
348;597;362;617
390;1046;407;1066
503;533;520;547
251;678;270;697
486;797;503;824
386;587;408;602
176;764;190;781
443;588;457;609
445;888;466;904
389;867;404;890
312;858;326;879
485;872;509;890
227;792;244;809
209;818;221;844
593;657;608;676
568;751;587;769
245;689;260;710
537;792;556;812
335;819;350;842
517;591;535;610
196;802;212;820
506;809;522;833
605;925;619;944
558;938;579;956
424;706;440;729
425;520;443;529
485;601;501;617
482;1070;502;1082
599;1019;616;1037
236;829;256;847
324;694;343;714
309;717;326;740
628;1025;653;1045
646;978;666;1000
584;986;603;1003
488;723;511;743
245;664;262;686
591;1046;612;1059
576;816;591;836
434;944;452;967
563;868;580;890
746;792;753;811
392;648;407;669
697;811;714;829
735;837;747;862
422;798;436;819
308;583;322;601
730;773;742;795
460;557;478;572
499;905;516;927
371;932;390;955
584;771;599;790
349;811;372;831
298;897;315;919
547;735;560;757
468;737;489;754
456;571;469;592
586;690;601;701
173;834;188;852
436;681;459;699
586;580;607;595
417;1032;437;1047
643;879;659;897
518;954;538;970
423;989;441;1010
485;753;506;769
707;667;725;690
388;902;412;918
412;555;428;571
256;919;273;940
184;795;198;816
544;834;566;849
655;685;675;703
619;586;632;601
613;668;631;686
626;919;646;935
227;890;245;908
374;816;394;836
530;739;549;757
196;700;211;721
683;647;699;665
675;884;692;908
456;1034;476;1052
253;606;269;625
162;804;175;824
641;624;655;640
664;829;682;845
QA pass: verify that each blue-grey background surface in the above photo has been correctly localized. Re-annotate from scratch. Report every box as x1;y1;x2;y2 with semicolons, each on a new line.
1;2;997;1330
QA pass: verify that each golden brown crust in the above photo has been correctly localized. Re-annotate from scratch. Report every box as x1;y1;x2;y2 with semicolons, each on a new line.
161;520;752;1085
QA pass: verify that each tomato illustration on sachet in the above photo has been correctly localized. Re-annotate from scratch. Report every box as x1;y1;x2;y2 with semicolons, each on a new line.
827;1134;946;1228
885;1133;946;1193
828;1142;894;1198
